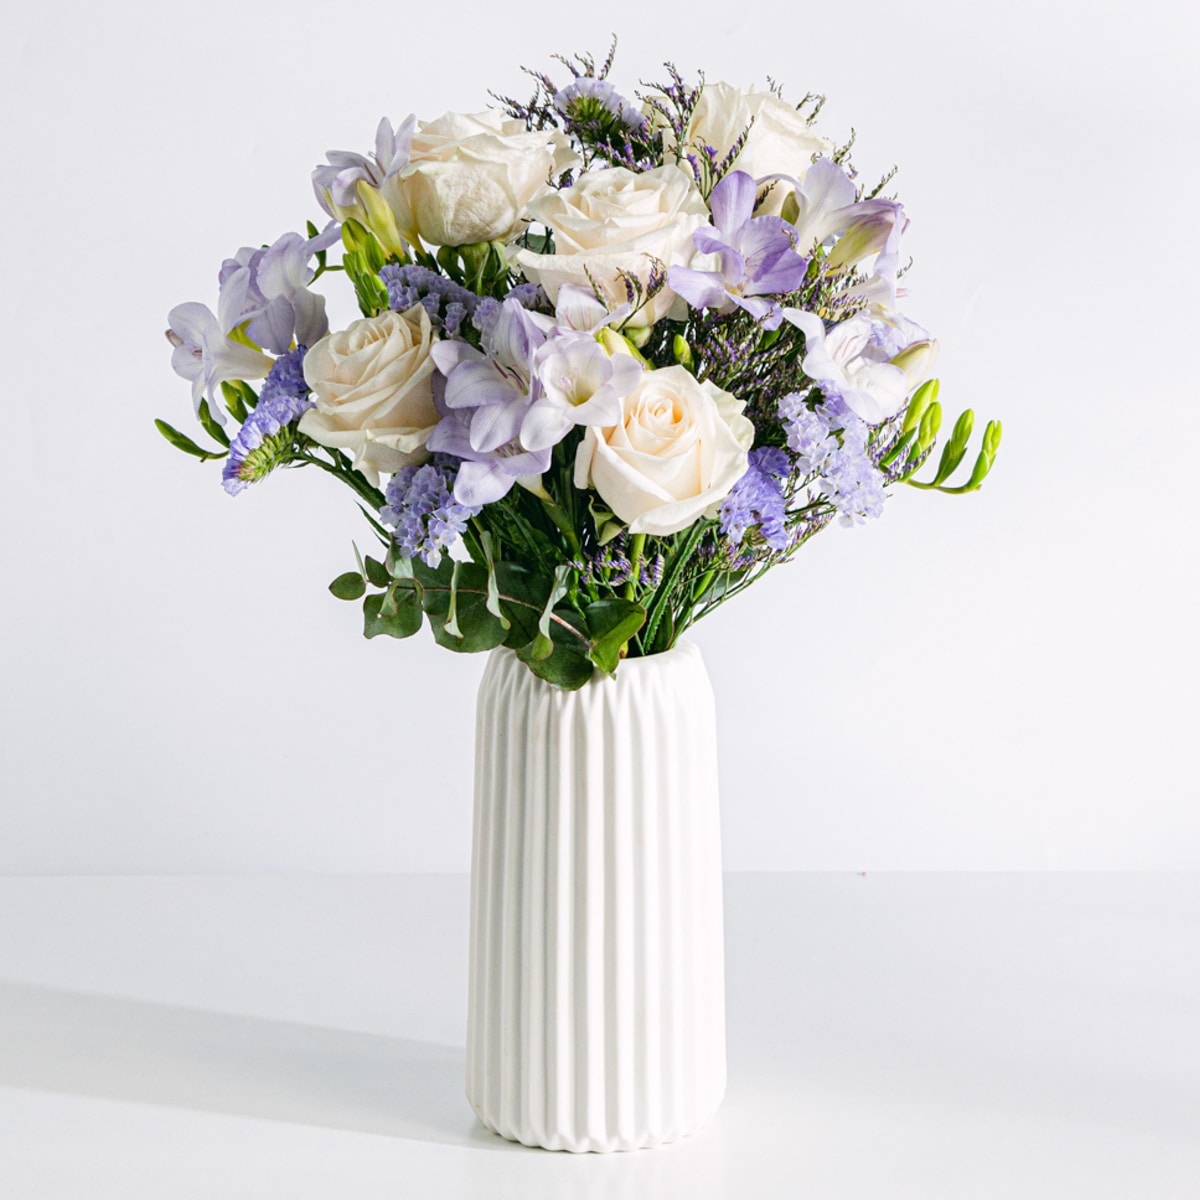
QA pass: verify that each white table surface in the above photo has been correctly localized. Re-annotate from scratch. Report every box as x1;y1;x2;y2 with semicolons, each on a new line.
0;873;1196;1198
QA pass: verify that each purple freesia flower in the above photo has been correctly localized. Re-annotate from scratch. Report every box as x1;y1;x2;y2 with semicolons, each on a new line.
668;171;808;329
426;297;555;506
312;115;415;216
425;394;552;507
217;225;340;355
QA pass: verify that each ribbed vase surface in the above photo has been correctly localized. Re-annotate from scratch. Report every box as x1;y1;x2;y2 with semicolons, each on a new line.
467;640;726;1153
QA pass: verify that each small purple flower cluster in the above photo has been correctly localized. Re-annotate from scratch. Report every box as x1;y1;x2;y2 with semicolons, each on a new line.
778;392;886;526
380;264;480;336
222;348;313;497
718;447;791;551
379;456;482;567
471;283;547;340
553;77;647;134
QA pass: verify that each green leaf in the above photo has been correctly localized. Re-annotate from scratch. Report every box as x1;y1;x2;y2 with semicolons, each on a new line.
531;565;572;660
220;381;249;423
154;419;227;462
363;556;389;588
493;562;546;648
363;586;423;639
585;599;646;674
329;571;366;601
197;399;231;448
479;534;511;631
516;615;594;690
417;561;510;654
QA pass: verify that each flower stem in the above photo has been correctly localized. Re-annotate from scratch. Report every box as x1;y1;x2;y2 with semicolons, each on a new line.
624;533;647;601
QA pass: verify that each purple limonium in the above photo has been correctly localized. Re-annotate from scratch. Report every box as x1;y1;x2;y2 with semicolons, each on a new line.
472;283;549;341
554;77;647;134
668;171;808;329
221;349;314;497
217;225;340;355
380;264;480;337
379;455;482;567
778;391;885;526
718;446;791;551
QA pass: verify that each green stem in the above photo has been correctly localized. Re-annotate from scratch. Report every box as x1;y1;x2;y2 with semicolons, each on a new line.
624;533;647;602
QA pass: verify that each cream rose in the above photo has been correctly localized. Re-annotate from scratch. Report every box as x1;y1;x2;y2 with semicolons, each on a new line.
574;365;754;536
513;165;709;327
299;306;439;486
386;111;575;249
681;83;834;216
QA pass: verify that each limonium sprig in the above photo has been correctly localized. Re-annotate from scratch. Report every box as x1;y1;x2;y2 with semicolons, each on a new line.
160;38;1001;690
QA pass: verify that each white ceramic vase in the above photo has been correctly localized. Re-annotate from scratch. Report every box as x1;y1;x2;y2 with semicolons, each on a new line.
466;640;727;1152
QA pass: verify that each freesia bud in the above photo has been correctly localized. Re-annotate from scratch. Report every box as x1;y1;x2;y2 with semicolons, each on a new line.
891;339;940;391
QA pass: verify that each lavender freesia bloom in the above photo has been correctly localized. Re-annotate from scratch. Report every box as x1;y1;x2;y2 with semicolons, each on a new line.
427;297;554;506
312;116;415;217
425;393;552;507
217;225;340;356
668;171;807;329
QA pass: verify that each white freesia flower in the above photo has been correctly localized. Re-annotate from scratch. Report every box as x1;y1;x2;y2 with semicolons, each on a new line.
166;302;273;420
514;165;709;327
522;332;645;452
299;306;439;486
679;83;834;216
782;308;937;424
387;111;576;249
574;365;753;535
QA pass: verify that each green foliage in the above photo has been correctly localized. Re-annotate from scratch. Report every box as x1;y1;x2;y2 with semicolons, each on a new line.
329;571;366;601
330;544;648;690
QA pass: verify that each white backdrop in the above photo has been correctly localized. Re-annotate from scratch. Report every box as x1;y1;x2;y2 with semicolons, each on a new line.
0;0;1195;873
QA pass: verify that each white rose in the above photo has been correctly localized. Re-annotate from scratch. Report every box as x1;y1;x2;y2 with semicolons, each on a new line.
513;165;709;327
682;83;834;216
574;365;754;536
387;111;575;248
299;306;439;486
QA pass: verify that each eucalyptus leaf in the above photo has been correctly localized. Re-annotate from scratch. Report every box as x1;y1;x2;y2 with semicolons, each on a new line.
363;556;390;588
585;599;646;674
329;572;366;601
363;587;423;639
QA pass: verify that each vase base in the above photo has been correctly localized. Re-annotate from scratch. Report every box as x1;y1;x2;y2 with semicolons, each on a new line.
470;1092;725;1153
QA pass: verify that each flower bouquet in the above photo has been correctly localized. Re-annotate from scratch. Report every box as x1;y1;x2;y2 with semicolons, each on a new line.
161;44;1000;690
162;44;1002;1152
